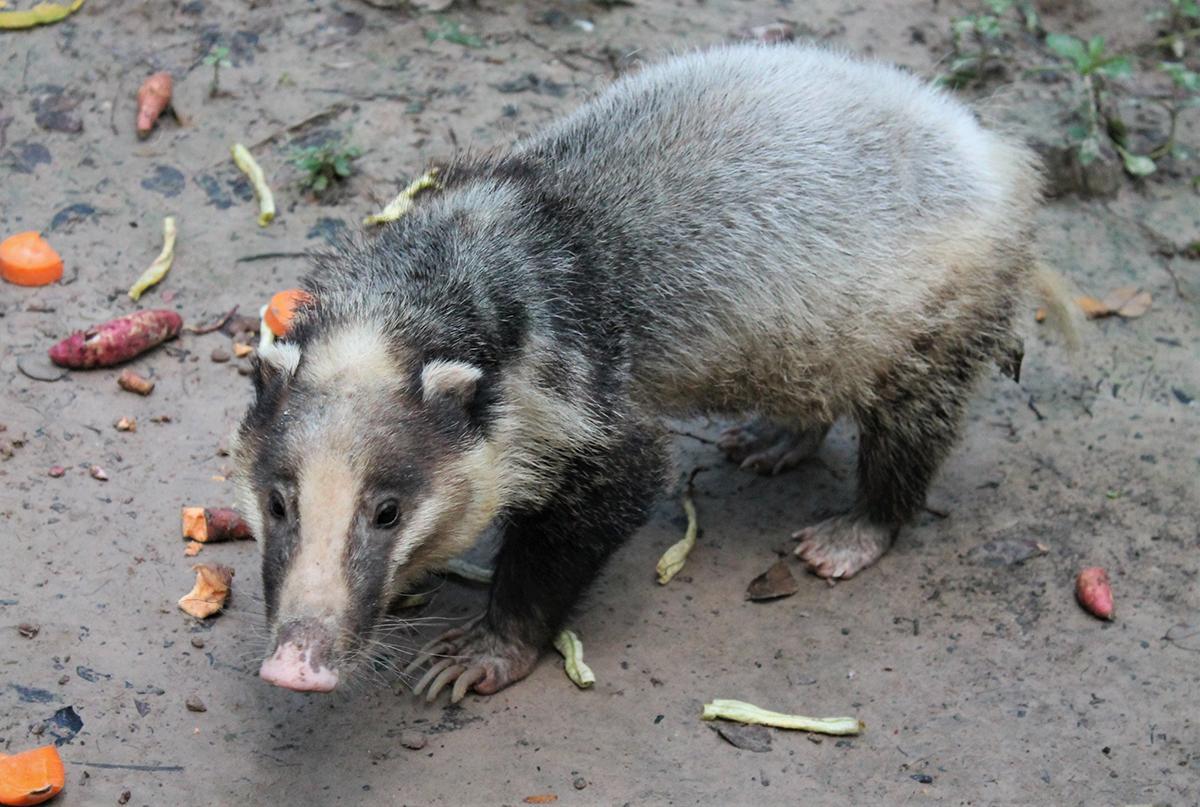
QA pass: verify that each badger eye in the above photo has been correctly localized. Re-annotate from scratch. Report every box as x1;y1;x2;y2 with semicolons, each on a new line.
268;491;287;521
373;500;401;529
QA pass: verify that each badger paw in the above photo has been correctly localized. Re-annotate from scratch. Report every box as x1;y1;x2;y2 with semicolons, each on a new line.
793;514;896;580
405;616;539;703
718;418;828;476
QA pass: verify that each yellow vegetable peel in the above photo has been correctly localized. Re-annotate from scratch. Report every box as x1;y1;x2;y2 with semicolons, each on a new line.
656;489;697;584
0;0;84;29
364;169;440;226
702;699;863;735
231;143;275;227
553;629;595;689
128;216;177;301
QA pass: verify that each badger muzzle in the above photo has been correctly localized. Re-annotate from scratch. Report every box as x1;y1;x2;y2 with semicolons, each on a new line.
259;618;340;692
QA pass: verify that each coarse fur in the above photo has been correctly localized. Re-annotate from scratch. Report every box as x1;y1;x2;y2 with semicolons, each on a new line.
232;43;1042;697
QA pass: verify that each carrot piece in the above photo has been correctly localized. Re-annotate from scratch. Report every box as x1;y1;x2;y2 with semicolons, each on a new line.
0;744;66;806
0;232;63;287
135;72;172;139
263;289;313;337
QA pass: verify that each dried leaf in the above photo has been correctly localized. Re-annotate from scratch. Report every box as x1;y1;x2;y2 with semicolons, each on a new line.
746;559;799;601
1115;291;1151;318
1075;296;1111;319
712;722;773;752
1100;286;1140;312
178;564;233;619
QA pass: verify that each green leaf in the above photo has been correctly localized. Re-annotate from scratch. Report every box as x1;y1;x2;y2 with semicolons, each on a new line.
1046;33;1088;71
1087;35;1106;61
313;175;329;192
984;0;1012;14
1116;146;1157;177
345;146;362;159
1161;61;1200;91
1065;123;1089;142
333;157;351;177
1095;56;1133;79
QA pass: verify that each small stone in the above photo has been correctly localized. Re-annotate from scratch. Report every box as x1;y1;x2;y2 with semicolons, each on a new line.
115;417;137;432
399;730;426;750
118;790;131;804
17;622;40;638
911;773;933;784
237;363;253;376
48;465;66;477
58;675;70;685
572;777;587;790
89;465;109;481
210;347;231;363
185;695;207;712
190;637;205;649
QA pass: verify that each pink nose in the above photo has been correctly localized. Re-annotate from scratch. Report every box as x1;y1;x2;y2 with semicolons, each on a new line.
259;642;340;692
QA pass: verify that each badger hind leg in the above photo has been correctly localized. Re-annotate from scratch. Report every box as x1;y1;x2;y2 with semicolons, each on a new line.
795;338;987;580
718;416;831;476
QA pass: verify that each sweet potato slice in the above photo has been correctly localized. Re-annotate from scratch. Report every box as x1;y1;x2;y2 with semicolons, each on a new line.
49;310;182;369
178;564;234;619
180;507;253;543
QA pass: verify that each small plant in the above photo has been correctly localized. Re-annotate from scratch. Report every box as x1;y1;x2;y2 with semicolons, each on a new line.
1148;0;1200;58
292;141;361;196
203;45;232;98
425;19;485;48
937;0;1041;88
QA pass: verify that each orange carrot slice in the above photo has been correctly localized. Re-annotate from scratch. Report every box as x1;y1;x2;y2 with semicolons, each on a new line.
263;289;313;337
0;745;66;806
0;232;64;287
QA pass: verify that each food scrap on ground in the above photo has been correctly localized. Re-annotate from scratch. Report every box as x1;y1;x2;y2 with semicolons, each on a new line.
657;483;699;584
0;232;63;287
49;310;182;369
553;629;596;689
0;744;66;806
184;541;202;557
0;0;84;29
115;417;137;432
117;369;155;395
181;506;253;543
262;288;313;338
1040;286;1153;322
135;72;173;139
232;342;254;358
128;216;177;301
230;143;275;227
363;168;440;225
701;699;863;736
88;465;108;481
1076;566;1114;620
178;564;234;619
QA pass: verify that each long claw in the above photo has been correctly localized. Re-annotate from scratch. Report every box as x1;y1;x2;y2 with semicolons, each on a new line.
450;666;487;703
404;643;449;677
413;658;454;696
426;664;465;702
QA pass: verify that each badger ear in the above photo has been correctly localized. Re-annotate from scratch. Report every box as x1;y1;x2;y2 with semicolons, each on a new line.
252;342;301;400
420;359;482;404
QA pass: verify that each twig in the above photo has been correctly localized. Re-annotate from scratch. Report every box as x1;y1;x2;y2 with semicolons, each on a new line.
235;251;308;263
73;762;184;772
1162;261;1190;301
185;305;239;335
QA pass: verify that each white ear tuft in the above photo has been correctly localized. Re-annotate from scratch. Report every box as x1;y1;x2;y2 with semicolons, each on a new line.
421;359;482;403
258;341;301;377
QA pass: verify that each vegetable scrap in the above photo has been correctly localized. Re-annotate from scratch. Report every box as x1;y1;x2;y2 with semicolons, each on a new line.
230;143;275;226
656;486;698;584
128;216;177;301
115;417;136;432
0;744;65;806
1075;566;1114;620
553;629;595;689
184;541;202;557
363;168;440;226
263;288;313;337
0;232;63;287
701;699;863;736
1039;286;1152;321
181;507;253;543
135;72;172;139
178;564;234;619
117;369;155;396
0;0;83;29
232;343;254;358
88;465;108;481
49;310;182;369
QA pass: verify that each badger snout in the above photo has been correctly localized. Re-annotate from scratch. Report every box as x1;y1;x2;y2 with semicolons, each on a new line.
259;619;340;693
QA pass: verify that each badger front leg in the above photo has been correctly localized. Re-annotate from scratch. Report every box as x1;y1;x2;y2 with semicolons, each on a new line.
409;425;667;702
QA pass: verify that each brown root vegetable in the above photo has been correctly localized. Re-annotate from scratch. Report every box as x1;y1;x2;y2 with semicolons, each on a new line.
49;310;182;369
136;72;172;139
1076;567;1114;620
181;506;253;543
178;564;234;619
117;369;155;395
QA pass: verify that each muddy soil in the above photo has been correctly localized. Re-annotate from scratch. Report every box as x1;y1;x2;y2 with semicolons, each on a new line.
2;0;1198;804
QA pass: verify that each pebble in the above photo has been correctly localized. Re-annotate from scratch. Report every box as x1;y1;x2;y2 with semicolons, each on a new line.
237;362;254;376
573;777;587;790
48;465;66;477
185;695;207;712
211;347;231;363
190;637;206;649
399;730;427;750
118;790;132;804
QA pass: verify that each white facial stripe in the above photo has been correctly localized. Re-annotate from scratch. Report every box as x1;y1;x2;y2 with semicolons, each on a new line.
303;324;401;387
279;451;358;618
389;491;448;569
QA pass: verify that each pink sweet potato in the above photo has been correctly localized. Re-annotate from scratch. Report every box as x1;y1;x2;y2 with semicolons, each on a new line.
1076;567;1114;620
181;506;253;543
49;309;182;369
136;72;173;139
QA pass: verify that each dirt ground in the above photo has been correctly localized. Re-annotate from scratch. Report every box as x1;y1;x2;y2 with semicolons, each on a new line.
2;0;1198;804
